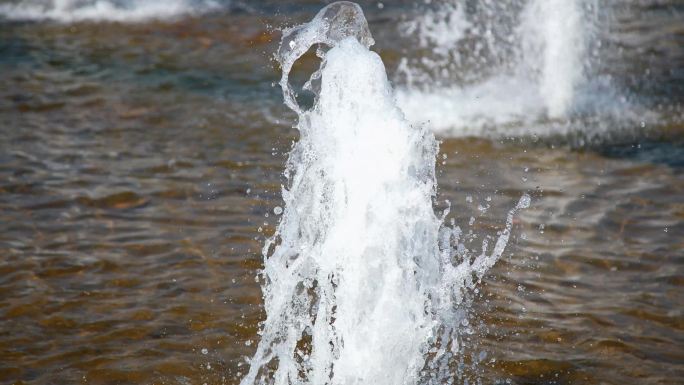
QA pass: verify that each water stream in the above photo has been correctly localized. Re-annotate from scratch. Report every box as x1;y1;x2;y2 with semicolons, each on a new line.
240;3;528;384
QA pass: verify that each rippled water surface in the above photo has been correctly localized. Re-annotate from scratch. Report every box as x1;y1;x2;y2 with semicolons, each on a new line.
1;1;683;384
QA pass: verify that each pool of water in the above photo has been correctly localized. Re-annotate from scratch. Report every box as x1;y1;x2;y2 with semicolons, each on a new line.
0;1;682;384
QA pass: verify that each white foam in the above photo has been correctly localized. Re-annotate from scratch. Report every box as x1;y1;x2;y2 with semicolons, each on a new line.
0;0;220;22
241;3;528;384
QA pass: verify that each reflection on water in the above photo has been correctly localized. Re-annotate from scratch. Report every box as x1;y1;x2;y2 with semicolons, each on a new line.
0;1;683;385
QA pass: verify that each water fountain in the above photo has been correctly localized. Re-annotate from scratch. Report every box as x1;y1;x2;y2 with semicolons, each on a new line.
240;3;529;384
394;0;639;139
519;0;586;118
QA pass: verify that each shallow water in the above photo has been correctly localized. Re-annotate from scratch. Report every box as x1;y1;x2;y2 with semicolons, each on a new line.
0;1;683;385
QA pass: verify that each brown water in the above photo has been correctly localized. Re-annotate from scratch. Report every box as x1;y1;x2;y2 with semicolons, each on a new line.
1;1;683;384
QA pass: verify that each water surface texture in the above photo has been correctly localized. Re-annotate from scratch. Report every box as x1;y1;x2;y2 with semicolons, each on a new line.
0;1;683;385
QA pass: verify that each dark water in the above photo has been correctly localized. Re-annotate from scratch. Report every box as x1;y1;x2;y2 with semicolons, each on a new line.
1;1;683;384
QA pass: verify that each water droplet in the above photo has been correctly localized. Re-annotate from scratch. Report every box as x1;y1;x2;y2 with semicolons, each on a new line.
273;206;283;215
201;348;208;355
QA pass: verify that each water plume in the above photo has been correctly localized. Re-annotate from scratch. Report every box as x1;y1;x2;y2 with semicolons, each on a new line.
240;2;529;384
395;0;654;139
519;0;586;118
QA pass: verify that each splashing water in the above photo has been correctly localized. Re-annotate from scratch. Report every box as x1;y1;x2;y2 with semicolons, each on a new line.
241;2;529;384
0;0;220;22
395;0;657;139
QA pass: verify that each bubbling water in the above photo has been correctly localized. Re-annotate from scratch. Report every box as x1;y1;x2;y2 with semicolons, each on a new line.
240;2;529;385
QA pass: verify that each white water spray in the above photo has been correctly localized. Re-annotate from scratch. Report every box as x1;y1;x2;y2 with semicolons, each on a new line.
241;2;529;385
0;0;219;22
520;0;586;118
395;0;625;137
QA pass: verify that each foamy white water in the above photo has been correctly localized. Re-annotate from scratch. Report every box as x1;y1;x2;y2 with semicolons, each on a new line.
241;2;529;384
395;0;643;138
0;0;220;22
